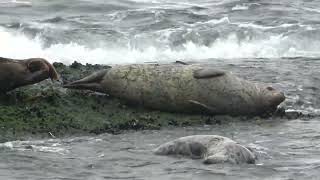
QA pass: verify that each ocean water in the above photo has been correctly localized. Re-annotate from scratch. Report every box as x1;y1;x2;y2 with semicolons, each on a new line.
2;0;320;64
0;0;320;179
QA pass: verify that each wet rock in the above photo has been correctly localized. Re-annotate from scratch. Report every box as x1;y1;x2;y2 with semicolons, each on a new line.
0;61;288;142
285;111;303;119
70;61;83;69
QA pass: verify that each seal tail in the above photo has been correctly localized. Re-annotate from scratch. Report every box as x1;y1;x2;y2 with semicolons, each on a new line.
63;69;109;93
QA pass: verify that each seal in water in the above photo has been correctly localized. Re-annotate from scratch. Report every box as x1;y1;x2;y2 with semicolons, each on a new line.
64;63;285;116
154;135;256;164
0;57;59;93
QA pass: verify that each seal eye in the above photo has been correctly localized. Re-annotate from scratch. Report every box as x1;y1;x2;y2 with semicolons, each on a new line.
266;87;274;91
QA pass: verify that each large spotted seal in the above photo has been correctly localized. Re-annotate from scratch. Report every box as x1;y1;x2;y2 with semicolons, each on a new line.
0;57;59;93
154;135;256;164
64;63;285;116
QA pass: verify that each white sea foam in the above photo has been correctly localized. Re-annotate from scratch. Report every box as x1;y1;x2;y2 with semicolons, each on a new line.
234;21;315;31
237;23;297;30
0;0;30;4
11;0;31;4
232;4;249;11
186;17;230;27
0;0;31;6
0;140;69;154
301;7;320;14
1;27;320;65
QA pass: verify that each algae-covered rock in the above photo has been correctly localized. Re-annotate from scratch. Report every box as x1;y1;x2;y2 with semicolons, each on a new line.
0;62;213;142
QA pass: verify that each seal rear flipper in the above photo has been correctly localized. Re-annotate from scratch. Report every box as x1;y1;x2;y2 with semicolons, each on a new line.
188;100;217;114
63;69;109;93
193;68;226;79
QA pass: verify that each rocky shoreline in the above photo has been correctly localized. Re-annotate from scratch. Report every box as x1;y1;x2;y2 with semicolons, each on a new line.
0;62;307;142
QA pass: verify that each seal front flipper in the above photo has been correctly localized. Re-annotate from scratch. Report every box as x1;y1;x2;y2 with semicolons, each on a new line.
193;68;226;79
63;69;110;93
188;100;217;114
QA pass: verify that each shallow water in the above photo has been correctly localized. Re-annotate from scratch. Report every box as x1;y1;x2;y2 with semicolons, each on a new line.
0;118;319;180
1;0;320;179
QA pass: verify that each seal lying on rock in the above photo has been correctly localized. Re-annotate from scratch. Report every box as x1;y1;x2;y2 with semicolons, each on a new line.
64;63;285;116
0;57;59;93
154;135;256;164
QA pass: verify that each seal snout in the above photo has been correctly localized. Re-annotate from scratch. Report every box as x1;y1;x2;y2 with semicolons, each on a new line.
265;86;286;107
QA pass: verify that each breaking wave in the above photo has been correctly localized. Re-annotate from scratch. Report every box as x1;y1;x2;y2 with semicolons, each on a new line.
1;24;320;65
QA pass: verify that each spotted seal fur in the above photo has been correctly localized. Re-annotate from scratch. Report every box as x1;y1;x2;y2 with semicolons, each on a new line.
64;63;285;116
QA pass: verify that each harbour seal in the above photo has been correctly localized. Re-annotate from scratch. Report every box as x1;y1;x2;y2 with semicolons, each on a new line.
0;57;59;93
64;63;285;116
154;135;256;164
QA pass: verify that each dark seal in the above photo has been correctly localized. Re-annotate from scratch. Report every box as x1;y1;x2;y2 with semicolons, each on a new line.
0;57;59;93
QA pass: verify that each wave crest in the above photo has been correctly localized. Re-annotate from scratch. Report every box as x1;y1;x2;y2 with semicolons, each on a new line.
1;27;320;64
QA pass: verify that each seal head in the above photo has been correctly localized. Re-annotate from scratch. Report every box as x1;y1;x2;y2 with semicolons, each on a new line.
0;57;59;92
23;58;59;82
257;86;285;113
